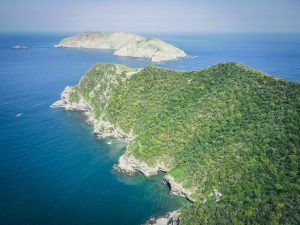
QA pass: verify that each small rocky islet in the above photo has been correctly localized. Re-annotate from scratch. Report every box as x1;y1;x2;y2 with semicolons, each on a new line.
12;45;28;49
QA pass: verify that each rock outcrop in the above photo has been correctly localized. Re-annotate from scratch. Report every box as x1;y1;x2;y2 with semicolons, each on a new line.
51;86;90;111
143;210;181;225
163;176;194;202
51;64;138;142
51;86;133;142
55;32;187;62
113;154;194;202
113;154;168;177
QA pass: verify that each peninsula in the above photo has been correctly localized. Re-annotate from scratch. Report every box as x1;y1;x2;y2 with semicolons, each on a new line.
55;32;187;62
52;63;300;224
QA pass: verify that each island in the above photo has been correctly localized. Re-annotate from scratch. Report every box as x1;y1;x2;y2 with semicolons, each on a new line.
52;63;300;225
55;32;187;62
12;45;28;49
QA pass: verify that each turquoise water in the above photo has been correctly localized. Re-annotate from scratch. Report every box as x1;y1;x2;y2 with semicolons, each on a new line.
0;33;299;225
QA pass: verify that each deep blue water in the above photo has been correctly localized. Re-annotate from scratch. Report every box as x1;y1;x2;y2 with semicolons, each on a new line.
0;33;299;225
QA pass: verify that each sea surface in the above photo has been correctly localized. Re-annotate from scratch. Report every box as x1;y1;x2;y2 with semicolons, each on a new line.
0;33;299;225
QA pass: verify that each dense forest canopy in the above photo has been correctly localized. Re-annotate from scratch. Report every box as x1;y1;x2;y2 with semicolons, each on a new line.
69;63;300;224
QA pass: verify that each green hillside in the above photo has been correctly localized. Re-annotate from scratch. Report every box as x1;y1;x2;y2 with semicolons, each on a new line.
68;63;300;224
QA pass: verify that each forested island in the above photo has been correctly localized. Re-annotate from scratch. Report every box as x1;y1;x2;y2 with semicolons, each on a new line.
52;63;300;224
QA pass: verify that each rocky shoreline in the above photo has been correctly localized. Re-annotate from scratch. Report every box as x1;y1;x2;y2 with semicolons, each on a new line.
51;86;194;224
113;154;169;177
51;86;133;142
143;210;181;225
113;155;194;202
163;176;194;202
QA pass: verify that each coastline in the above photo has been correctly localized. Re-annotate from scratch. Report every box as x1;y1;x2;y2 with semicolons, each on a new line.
50;86;134;143
51;86;194;223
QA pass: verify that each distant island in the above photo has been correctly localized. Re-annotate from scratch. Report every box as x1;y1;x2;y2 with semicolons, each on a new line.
12;45;28;49
52;63;300;225
55;32;187;62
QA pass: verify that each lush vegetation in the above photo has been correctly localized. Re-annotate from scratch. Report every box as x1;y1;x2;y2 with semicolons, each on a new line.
69;64;140;119
70;63;300;224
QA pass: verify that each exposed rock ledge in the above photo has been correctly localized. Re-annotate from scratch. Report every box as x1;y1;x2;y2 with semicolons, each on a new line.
113;154;168;177
51;86;133;142
51;86;90;111
113;154;194;202
163;176;194;202
55;32;187;62
143;210;181;225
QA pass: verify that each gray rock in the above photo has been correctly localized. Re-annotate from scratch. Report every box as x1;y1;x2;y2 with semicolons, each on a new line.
143;211;181;225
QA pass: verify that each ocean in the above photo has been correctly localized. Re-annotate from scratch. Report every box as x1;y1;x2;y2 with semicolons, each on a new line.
0;32;299;225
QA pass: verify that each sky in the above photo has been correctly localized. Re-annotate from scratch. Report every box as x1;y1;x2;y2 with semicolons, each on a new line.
0;0;300;33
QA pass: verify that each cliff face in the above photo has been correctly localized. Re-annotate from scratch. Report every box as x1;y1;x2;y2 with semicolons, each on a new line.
55;32;187;62
52;64;138;142
52;63;300;225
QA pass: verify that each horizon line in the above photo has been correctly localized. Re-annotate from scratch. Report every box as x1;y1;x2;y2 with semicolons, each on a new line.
1;31;300;34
